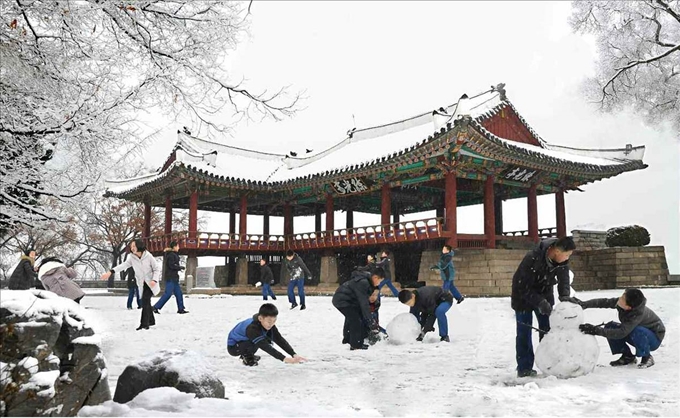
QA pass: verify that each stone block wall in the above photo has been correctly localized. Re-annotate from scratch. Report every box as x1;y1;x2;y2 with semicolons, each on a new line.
419;249;528;296
572;229;607;251
570;246;670;290
418;246;671;297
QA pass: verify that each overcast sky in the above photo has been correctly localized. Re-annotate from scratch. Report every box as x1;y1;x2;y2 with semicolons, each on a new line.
140;1;679;273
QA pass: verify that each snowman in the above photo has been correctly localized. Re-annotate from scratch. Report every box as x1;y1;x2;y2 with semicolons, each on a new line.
535;271;599;378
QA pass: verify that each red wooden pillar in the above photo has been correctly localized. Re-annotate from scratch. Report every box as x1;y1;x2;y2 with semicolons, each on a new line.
164;195;172;236
263;206;270;237
229;210;236;235
483;176;496;249
315;206;322;232
189;190;198;239
143;202;151;238
556;190;566;238
528;185;539;243
283;203;293;235
346;209;354;229
239;195;247;236
381;183;391;227
325;194;334;231
444;171;458;248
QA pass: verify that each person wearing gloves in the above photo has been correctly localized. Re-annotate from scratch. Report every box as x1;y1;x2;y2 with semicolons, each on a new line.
37;257;85;303
101;238;161;330
332;268;385;350
398;286;454;342
578;288;665;369
511;236;576;378
153;241;188;314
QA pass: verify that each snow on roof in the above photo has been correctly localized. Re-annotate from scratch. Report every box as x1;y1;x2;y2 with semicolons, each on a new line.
105;84;644;194
473;122;644;167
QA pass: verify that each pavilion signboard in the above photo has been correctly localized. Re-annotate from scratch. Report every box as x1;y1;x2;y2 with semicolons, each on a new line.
330;177;373;195
501;166;539;183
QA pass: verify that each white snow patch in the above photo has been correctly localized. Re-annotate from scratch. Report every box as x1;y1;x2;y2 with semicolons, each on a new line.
83;289;679;416
17;356;39;374
79;386;380;417
72;335;102;346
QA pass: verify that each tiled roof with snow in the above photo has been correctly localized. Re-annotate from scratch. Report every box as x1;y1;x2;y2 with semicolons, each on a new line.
105;85;645;196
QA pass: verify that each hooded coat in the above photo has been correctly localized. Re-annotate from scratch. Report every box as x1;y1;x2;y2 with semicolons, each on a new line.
582;296;666;342
8;255;36;290
38;261;85;302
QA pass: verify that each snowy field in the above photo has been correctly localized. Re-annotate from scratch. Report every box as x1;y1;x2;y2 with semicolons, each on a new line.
79;288;680;417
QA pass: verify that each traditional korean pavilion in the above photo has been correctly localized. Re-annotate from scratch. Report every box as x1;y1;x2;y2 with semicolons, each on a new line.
105;84;646;286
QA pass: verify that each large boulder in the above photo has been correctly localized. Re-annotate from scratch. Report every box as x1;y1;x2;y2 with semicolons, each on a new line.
113;349;224;404
0;290;111;416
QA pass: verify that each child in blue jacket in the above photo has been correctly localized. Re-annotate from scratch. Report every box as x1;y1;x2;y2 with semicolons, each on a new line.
227;303;307;366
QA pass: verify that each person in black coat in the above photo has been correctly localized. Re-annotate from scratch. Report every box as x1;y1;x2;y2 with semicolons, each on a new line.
125;267;141;309
9;248;37;290
259;259;277;301
511;236;576;378
332;268;385;350
153;241;188;314
398;286;454;342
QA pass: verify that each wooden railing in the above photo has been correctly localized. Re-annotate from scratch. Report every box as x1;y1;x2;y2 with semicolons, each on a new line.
142;219;550;253
290;218;445;250
502;227;557;238
143;217;446;253
144;232;287;253
457;234;487;249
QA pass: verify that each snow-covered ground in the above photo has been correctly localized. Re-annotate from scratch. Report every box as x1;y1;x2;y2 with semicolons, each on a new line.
79;288;680;417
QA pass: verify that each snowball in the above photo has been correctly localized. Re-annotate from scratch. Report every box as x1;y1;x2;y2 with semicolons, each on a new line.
535;330;599;378
255;282;262;288
386;313;421;345
550;302;584;330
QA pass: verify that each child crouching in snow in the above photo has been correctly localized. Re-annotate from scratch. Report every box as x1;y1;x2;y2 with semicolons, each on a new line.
227;303;307;366
578;288;665;369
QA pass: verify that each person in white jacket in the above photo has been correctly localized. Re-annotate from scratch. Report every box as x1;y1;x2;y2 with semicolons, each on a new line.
101;239;161;330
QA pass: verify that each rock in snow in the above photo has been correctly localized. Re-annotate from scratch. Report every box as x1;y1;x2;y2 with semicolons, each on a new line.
535;303;599;378
113;349;225;403
0;290;111;416
386;313;421;345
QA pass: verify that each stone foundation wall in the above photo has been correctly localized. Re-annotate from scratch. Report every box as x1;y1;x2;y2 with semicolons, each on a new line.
418;246;671;297
419;249;527;296
572;229;608;251
570;246;670;290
